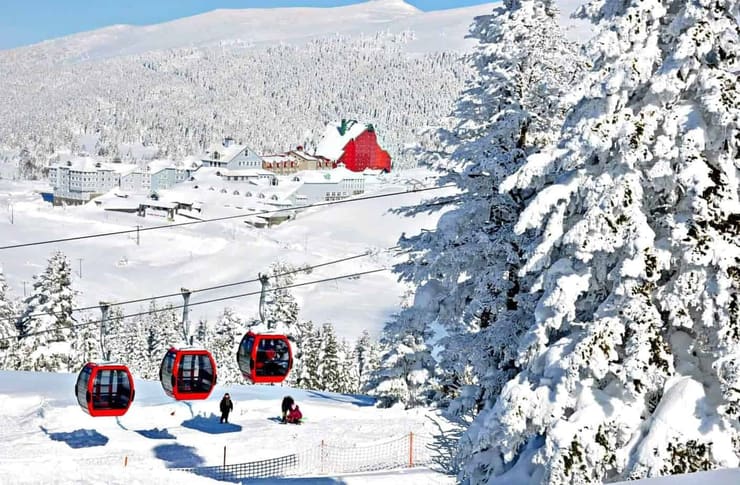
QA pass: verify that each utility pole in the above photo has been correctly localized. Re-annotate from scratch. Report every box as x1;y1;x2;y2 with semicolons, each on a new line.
181;288;192;345
99;301;111;361
22;281;27;297
136;225;140;246
77;258;83;279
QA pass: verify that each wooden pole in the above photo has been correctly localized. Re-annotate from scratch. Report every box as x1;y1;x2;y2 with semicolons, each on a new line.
320;440;325;474
124;456;128;467
408;432;414;468
223;445;226;467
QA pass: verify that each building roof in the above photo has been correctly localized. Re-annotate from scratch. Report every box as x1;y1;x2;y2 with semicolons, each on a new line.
314;120;369;161
221;168;275;177
50;157;137;176
295;166;364;184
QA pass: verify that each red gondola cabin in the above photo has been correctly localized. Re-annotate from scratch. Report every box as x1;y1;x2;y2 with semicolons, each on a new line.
159;347;217;400
237;332;293;384
75;362;135;417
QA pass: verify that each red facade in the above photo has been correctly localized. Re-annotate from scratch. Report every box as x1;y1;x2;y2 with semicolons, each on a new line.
338;130;391;172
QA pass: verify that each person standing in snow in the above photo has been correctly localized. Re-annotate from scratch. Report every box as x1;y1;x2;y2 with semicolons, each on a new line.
219;393;233;423
281;395;294;423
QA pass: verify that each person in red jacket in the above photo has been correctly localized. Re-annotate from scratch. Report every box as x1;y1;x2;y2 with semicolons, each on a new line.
286;403;302;424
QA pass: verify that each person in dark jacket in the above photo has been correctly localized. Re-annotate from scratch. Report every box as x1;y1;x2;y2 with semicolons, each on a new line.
219;393;233;423
281;395;294;423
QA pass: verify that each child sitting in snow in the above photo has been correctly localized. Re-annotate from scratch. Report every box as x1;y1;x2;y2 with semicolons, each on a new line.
286;403;303;424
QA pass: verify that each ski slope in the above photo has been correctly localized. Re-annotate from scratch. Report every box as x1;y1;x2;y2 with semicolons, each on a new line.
0;370;455;483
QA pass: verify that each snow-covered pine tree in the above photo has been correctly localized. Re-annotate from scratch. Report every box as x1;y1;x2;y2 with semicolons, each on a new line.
141;301;181;379
116;313;149;378
384;0;584;415
366;332;439;408
287;318;318;388
462;0;740;482
262;262;305;333
318;323;344;393
354;329;381;391
294;320;322;390
210;308;245;385
0;265;18;366
69;315;100;370
14;251;77;372
366;291;441;408
338;338;359;394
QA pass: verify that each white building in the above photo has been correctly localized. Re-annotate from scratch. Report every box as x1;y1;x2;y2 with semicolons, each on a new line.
49;156;202;204
201;138;264;170
292;165;365;204
48;157;137;204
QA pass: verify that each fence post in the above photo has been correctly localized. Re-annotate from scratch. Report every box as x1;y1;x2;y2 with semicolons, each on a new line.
223;445;227;467
124;455;128;467
408;432;414;468
320;440;325;474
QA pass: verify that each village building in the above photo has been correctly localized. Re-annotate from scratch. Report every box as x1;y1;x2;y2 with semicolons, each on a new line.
262;147;334;175
314;119;391;173
291;164;365;204
201;137;264;170
48;157;137;205
48;156;202;205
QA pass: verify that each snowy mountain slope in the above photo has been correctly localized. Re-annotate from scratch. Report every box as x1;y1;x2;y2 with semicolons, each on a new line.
0;172;456;342
2;0;495;64
0;370;455;483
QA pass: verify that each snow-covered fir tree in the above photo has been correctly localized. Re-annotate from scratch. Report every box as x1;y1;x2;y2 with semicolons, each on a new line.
318;323;347;393
367;332;439;408
261;262;306;333
13;251;77;372
354;329;381;391
114;312;150;378
69;314;101;369
381;0;584;414
210;308;245;385
294;320;322;390
0;265;18;366
460;0;740;482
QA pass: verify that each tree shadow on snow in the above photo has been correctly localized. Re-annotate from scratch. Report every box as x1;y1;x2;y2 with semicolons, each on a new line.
154;443;205;468
181;413;242;434
424;414;465;475
135;427;176;440
304;390;375;407
39;426;109;449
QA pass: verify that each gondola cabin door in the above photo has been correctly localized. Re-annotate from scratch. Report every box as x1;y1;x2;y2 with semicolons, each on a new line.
237;332;293;384
75;362;135;417
159;348;217;400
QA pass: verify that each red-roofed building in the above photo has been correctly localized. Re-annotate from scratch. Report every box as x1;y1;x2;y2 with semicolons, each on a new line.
315;120;391;173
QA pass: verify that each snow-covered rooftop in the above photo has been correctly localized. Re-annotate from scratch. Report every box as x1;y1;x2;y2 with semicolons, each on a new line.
50;157;137;176
296;166;364;184
314;120;369;161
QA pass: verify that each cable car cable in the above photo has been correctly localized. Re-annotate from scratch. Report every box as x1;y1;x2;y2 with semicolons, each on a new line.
1;267;388;343
2;247;399;325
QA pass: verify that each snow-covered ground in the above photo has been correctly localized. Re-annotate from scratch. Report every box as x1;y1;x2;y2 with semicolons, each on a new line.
0;370;457;484
0;170;455;341
0;369;737;484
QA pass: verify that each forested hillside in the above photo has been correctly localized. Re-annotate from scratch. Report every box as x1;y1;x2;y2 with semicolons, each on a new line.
0;32;469;177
